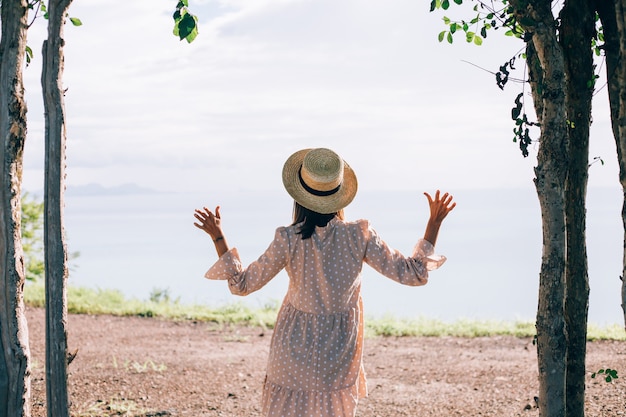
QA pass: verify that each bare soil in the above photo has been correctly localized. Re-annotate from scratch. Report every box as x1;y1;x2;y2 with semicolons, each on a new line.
27;307;625;417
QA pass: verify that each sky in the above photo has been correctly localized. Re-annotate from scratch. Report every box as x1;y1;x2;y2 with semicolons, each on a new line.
21;0;620;196
17;0;626;324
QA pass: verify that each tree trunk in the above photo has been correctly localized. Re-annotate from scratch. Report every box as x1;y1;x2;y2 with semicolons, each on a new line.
612;0;626;334
41;1;74;416
0;1;32;417
597;0;626;332
560;1;595;415
511;1;569;416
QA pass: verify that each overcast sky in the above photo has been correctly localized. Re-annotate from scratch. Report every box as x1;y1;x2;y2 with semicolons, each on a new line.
22;0;619;195
17;0;626;324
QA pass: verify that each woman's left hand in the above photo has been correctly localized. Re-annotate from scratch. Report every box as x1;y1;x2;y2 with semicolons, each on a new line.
422;190;455;246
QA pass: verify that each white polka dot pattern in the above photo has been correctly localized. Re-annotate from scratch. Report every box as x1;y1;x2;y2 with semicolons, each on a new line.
204;218;446;416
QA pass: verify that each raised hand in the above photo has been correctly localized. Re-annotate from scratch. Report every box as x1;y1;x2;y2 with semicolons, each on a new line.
194;206;222;238
424;190;456;224
194;206;229;256
423;190;455;246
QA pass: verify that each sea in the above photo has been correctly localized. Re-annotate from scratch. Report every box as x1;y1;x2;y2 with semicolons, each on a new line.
46;184;624;325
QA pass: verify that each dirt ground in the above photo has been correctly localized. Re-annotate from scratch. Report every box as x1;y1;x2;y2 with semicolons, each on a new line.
27;307;625;417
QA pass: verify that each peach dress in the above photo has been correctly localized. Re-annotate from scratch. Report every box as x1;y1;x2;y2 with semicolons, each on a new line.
205;218;446;417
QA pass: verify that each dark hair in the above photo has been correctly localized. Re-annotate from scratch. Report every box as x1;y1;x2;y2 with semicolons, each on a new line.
292;201;343;239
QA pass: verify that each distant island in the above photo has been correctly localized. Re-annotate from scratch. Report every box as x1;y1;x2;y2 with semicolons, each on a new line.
65;183;161;196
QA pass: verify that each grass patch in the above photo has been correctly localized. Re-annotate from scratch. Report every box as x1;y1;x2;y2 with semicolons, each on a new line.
112;357;167;373
364;314;537;338
587;323;626;341
24;282;278;328
77;397;148;417
24;282;625;340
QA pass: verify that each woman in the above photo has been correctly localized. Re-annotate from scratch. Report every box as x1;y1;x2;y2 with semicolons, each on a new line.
193;147;455;417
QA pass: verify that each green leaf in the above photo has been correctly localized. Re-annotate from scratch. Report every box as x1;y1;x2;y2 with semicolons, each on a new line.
473;35;483;45
69;17;82;26
185;30;198;43
511;93;523;119
465;31;475;42
438;31;446;42
176;12;199;43
447;32;453;44
450;22;457;33
453;0;462;4
442;0;450;10
592;368;619;382
443;16;451;24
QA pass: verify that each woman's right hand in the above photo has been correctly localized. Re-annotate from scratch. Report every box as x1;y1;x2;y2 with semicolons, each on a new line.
193;206;224;240
194;206;230;256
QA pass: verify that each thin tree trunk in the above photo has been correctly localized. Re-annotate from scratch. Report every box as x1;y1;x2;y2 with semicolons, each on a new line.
510;1;569;415
597;0;626;332
560;1;594;415
0;1;32;417
42;1;74;416
614;0;626;334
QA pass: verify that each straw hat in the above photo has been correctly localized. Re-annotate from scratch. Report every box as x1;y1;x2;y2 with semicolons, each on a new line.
282;148;358;214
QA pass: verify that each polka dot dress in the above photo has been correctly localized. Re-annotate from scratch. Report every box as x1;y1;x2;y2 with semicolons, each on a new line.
205;218;446;417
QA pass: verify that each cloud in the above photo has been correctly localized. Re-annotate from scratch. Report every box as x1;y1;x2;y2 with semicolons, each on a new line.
21;0;617;194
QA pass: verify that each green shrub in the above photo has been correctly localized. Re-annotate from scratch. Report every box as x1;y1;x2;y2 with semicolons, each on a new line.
24;282;625;340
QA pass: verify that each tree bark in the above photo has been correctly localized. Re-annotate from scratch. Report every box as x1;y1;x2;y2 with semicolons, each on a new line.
0;1;32;417
597;0;626;332
612;0;626;334
560;1;595;415
41;1;74;416
510;1;569;416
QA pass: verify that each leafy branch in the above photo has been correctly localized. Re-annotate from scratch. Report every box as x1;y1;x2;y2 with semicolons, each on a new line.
588;156;604;167
431;0;523;46
591;368;619;383
511;92;539;157
173;0;199;43
430;0;543;158
25;1;82;66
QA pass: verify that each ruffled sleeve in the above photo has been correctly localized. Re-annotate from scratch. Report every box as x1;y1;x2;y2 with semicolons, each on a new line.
204;227;290;296
412;238;447;271
362;220;446;287
204;248;243;281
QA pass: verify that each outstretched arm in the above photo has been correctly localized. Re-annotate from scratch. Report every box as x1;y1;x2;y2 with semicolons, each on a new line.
423;190;456;247
194;206;230;257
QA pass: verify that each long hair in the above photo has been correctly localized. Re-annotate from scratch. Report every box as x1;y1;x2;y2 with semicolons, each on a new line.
292;201;344;239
